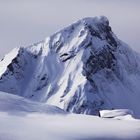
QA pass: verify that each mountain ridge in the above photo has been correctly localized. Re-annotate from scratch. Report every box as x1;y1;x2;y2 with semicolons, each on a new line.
0;16;140;117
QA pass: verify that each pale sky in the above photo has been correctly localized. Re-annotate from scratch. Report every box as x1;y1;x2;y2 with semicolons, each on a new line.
0;0;140;58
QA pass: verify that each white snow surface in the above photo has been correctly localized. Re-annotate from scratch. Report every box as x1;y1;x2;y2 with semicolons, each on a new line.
0;91;65;115
0;91;140;140
1;16;140;118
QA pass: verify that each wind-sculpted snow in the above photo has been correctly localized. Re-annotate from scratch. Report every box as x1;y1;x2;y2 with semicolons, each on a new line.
1;16;140;118
100;109;136;120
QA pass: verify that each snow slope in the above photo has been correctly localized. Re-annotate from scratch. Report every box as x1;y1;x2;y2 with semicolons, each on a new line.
1;16;140;117
0;91;65;115
0;91;140;140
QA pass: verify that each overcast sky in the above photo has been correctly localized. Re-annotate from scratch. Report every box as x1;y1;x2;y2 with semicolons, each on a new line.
0;0;140;58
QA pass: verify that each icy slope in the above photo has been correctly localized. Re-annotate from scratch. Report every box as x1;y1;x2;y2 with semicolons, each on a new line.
1;16;140;117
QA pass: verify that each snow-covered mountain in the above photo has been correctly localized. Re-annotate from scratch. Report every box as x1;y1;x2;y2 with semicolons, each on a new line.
0;16;140;117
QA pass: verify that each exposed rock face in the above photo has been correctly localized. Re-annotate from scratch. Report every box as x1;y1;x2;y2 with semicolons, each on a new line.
1;16;140;117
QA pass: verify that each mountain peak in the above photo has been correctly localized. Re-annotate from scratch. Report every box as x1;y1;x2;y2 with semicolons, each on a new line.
81;16;109;26
46;16;116;60
1;16;140;117
12;16;112;59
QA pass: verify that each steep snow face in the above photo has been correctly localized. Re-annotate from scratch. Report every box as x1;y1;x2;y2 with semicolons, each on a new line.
1;16;140;117
0;48;19;76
